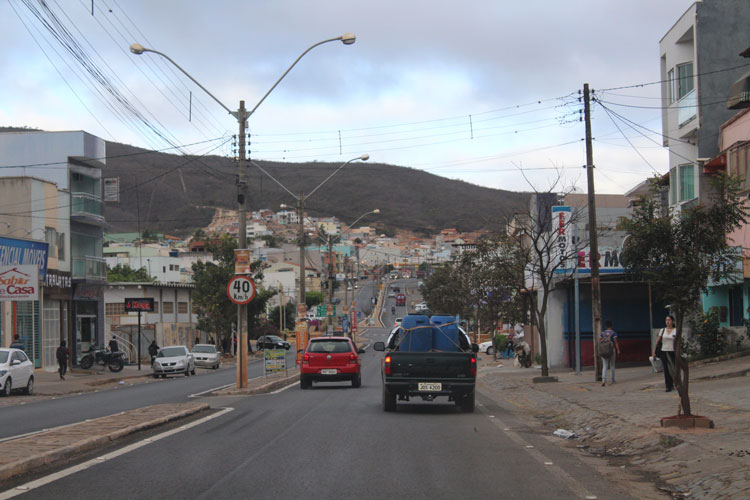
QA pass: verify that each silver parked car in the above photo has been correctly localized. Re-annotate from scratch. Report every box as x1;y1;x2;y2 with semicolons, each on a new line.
152;346;196;378
0;348;34;396
191;344;221;369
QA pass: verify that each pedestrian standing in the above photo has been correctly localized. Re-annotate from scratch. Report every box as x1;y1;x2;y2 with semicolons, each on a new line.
108;338;119;352
600;320;620;386
654;315;676;392
56;340;69;380
148;340;160;365
10;335;24;350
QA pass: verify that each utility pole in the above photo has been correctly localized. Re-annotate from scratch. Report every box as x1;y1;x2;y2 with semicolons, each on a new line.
236;100;249;389
584;83;602;381
328;235;335;333
297;193;306;313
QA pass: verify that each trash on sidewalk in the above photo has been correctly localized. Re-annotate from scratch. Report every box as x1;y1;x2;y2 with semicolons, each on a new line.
553;428;577;439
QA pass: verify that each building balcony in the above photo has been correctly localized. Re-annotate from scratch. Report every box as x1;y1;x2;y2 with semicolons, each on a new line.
678;88;697;129
71;192;105;224
73;256;107;281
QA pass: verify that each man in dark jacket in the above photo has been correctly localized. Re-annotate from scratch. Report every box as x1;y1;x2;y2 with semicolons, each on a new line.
10;335;24;351
148;340;159;365
56;340;69;380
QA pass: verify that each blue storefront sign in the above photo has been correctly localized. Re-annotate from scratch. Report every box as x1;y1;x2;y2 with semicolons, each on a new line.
0;237;49;280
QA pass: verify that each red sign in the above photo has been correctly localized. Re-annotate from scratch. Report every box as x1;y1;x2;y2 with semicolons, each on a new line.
227;275;256;305
125;297;155;312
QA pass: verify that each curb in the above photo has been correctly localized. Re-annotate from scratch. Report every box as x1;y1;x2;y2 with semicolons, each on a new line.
216;372;301;396
0;403;209;483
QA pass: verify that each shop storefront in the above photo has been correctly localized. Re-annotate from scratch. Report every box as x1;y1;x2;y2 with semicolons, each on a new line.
72;284;103;364
43;270;72;371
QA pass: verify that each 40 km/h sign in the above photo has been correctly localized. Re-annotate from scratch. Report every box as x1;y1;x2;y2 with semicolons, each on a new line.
227;275;256;305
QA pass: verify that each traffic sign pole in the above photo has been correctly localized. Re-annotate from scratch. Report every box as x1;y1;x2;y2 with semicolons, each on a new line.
227;275;256;388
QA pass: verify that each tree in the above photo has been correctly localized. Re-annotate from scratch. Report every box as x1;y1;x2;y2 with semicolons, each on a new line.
191;235;268;350
269;304;296;331
107;264;153;282
509;183;587;378
259;234;282;248
620;174;747;416
421;264;470;317
460;237;526;336
305;291;325;309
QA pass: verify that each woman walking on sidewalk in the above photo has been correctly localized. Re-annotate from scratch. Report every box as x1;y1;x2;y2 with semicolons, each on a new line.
654;315;676;392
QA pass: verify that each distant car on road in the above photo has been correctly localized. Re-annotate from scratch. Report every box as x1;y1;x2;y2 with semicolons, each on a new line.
387;291;395;298
0;348;34;396
299;336;364;389
191;344;221;369
256;335;291;351
394;317;403;328
332;297;341;304
152;346;196;378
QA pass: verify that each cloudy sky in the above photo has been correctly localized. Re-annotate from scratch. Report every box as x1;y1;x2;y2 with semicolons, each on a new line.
1;0;700;195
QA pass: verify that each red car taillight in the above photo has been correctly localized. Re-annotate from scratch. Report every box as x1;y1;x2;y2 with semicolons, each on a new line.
302;353;310;364
349;353;357;362
384;355;392;375
470;356;477;376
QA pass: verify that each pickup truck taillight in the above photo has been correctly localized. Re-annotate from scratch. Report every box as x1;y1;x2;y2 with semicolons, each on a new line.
384;356;392;375
470;357;476;376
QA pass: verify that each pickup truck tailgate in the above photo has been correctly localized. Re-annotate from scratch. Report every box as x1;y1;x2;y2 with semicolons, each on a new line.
388;352;474;379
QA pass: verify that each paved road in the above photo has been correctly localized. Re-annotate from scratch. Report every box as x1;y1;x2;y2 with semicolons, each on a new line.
7;327;633;500
0;351;298;440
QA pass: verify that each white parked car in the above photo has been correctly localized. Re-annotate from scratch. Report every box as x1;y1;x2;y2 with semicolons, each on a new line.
477;341;495;355
0;348;34;396
152;346;196;378
191;344;221;369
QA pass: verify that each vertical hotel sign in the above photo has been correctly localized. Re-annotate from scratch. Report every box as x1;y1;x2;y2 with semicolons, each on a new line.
552;206;572;267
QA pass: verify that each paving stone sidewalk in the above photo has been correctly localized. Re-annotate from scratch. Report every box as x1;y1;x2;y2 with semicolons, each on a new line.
476;352;750;499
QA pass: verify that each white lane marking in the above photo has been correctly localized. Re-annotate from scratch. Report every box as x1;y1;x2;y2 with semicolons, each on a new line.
188;383;234;398
266;381;298;394
0;407;234;500
479;405;595;499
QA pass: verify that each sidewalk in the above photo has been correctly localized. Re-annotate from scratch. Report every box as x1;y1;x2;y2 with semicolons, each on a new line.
477;352;750;499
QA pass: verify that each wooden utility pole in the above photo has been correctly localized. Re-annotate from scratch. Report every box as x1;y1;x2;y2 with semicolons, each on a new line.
584;83;603;381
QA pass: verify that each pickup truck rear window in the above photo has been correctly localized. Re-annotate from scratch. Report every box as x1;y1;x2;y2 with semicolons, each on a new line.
308;340;352;353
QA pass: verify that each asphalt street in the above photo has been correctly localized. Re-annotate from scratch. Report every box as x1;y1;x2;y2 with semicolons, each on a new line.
0;350;298;440
4;323;636;500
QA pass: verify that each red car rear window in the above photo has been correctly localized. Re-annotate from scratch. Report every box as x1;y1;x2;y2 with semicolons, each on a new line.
308;339;352;353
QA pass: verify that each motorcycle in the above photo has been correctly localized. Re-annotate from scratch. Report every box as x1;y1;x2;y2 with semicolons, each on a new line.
80;345;125;372
514;339;533;368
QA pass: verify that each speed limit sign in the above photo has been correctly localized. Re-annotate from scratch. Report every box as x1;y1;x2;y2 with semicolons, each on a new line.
227;275;256;305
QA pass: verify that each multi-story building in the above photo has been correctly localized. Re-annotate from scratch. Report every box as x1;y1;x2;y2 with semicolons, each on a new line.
0;131;107;365
659;0;750;211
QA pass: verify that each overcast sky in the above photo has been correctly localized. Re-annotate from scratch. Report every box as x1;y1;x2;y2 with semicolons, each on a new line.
1;0;700;195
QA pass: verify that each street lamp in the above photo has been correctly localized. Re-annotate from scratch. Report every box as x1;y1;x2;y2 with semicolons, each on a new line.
252;154;369;314
341;209;380;315
130;33;356;388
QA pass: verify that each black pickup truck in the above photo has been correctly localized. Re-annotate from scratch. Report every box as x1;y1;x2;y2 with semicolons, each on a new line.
373;314;478;412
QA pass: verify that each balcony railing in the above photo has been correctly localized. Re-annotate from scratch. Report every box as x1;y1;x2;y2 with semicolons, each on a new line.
71;192;103;218
678;88;697;128
73;256;107;281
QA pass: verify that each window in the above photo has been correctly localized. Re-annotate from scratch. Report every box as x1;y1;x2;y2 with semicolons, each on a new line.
57;233;65;261
105;303;125;315
45;228;57;258
163;302;174;314
677;63;694;100
667;68;675;103
669;167;677;204
679;164;695;201
152;301;159;313
178;302;188;314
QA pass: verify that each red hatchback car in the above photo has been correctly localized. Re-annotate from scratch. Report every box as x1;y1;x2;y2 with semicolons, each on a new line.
300;336;364;389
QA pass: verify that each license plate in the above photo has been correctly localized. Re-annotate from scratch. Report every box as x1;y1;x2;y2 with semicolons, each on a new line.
321;369;337;375
418;382;442;391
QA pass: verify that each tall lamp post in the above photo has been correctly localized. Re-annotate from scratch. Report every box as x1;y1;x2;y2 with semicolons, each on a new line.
255;154;369;313
341;208;380;288
130;33;356;388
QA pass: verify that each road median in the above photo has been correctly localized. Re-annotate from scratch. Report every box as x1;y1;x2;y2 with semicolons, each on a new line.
0;402;208;483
